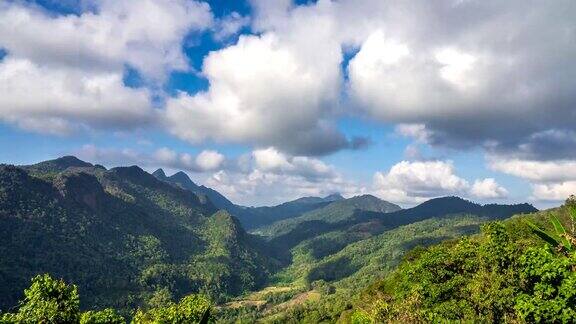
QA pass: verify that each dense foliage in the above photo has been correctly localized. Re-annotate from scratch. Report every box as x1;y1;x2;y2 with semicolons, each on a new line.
351;201;576;323
259;196;534;257
0;156;555;323
0;274;209;324
0;158;269;313
251;214;503;323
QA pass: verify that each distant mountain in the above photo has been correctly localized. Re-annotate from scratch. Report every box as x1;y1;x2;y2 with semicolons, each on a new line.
237;194;349;230
151;168;168;180
0;158;270;312
21;155;93;174
153;168;242;218
264;196;536;258
288;193;345;205
0;156;546;323
152;169;344;230
256;194;401;238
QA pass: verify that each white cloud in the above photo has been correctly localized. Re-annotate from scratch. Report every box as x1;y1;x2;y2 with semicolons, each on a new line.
0;0;212;79
532;182;576;202
0;0;212;134
75;145;225;172
489;159;576;183
205;167;361;207
200;147;362;206
471;178;508;199
248;0;576;158
372;160;508;203
396;123;431;143
489;157;576;202
253;147;293;171
213;12;250;41
195;150;225;171
5;0;573;161
250;147;336;180
164;31;347;155
373;160;469;203
0;58;154;134
343;0;576;155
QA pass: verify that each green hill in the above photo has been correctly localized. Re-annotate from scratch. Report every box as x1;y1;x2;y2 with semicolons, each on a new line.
255;195;401;238
0;156;547;323
217;199;537;322
348;202;576;323
152;168;343;230
0;159;269;313
260;196;534;258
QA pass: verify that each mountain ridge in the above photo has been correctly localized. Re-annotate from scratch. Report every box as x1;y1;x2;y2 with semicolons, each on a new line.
0;159;269;311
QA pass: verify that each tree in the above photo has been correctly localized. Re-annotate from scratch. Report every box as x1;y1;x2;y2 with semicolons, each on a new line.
80;309;125;324
131;294;211;324
1;274;80;323
526;195;576;255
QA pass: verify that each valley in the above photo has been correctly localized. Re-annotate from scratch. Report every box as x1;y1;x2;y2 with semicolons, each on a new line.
0;156;552;323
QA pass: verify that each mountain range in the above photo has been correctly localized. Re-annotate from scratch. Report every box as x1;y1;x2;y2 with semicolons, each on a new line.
0;156;538;320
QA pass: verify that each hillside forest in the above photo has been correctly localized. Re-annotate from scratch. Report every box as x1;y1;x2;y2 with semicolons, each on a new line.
1;157;574;323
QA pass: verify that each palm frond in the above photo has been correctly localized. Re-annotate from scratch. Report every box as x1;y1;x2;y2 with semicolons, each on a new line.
526;220;562;248
551;216;572;250
199;307;210;324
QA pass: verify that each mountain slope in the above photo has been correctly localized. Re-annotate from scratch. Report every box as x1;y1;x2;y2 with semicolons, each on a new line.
237;194;346;230
347;204;576;323
256;195;401;238
0;159;269;312
264;196;536;258
229;202;539;322
21;155;93;174
152;169;342;230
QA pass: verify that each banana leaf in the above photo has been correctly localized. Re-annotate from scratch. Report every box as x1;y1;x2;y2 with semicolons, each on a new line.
526;220;562;248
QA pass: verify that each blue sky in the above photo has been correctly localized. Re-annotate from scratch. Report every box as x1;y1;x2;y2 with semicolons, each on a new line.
0;0;574;208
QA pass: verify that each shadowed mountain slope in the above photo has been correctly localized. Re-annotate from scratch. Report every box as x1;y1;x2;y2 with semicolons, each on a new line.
0;158;270;312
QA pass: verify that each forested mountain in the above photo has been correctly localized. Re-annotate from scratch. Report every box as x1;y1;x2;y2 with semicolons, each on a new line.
0;158;269;313
346;200;576;323
259;196;535;258
0;156;549;323
255;194;402;238
153;168;346;230
152;168;241;217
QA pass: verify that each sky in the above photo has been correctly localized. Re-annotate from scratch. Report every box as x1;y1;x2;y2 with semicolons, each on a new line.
0;0;575;208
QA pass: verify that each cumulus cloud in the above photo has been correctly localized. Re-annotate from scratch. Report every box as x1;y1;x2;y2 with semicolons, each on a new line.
235;0;576;158
343;0;576;158
373;160;469;203
164;30;351;155
75;145;225;172
489;157;576;202
250;147;336;180
213;12;250;41
0;58;155;134
195;150;226;171
206;167;361;207
0;0;212;78
489;159;576;183
0;0;212;134
4;0;572;160
471;178;508;199
373;160;507;203
246;0;576;159
396;124;432;143
532;182;576;202
199;147;363;205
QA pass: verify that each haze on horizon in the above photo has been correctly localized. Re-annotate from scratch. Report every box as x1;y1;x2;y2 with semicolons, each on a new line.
0;0;575;208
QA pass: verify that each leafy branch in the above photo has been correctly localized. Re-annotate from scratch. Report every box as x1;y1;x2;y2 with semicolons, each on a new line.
526;195;576;255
